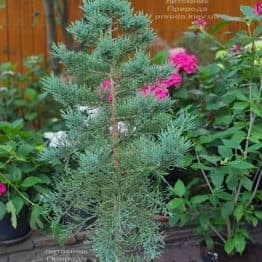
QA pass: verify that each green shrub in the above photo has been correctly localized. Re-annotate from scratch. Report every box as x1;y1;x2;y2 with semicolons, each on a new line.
0;56;62;131
168;5;262;255
0;119;52;229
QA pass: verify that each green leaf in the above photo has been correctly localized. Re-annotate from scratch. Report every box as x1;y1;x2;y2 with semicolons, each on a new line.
204;236;214;250
247;143;262;153
0;0;6;9
173;179;186;197
233;102;249;111
254;24;262;36
30;205;44;230
200;154;220;165
25;112;38;121
199;214;209;230
25;88;37;101
17;143;34;156
254;211;262;220
12;196;24;215
229;160;255;170
234;233;246;254
251;103;262;117
221;201;234;219
167;198;183;210
210;169;225;188
225;238;235;254
152;49;168;64
6;201;17;228
6;167;22;182
191;195;209;205
234;205;243;222
11;119;24;130
208;21;229;35
0;202;6;220
215;14;242;22
240;5;255;17
240;176;253;191
21;176;42;188
218;146;232;158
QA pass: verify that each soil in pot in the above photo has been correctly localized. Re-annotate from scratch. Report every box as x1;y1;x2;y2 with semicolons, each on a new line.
0;206;30;244
214;243;262;262
200;241;262;262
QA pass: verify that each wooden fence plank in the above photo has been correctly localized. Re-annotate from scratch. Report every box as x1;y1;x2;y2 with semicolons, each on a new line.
7;0;22;72
0;3;8;63
20;0;34;72
32;0;46;60
0;0;259;72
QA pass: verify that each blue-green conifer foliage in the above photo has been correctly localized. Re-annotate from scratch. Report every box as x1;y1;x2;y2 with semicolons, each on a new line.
41;0;194;260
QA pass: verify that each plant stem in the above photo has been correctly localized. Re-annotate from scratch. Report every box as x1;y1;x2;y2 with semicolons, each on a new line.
209;223;226;244
195;150;214;194
244;82;255;159
110;69;120;171
248;169;262;205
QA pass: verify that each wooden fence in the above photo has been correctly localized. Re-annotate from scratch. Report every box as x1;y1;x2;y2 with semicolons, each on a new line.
0;0;257;72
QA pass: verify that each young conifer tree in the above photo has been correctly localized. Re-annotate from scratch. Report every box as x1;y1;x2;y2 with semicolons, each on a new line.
41;0;194;260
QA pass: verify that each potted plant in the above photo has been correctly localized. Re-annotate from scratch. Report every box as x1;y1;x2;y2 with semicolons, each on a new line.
40;0;196;260
0;119;52;244
167;3;262;260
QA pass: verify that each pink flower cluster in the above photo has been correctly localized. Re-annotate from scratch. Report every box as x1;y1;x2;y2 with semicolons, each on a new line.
0;183;6;197
254;2;262;15
98;49;197;102
194;18;208;28
229;44;242;53
169;50;198;75
139;73;182;101
139;49;198;101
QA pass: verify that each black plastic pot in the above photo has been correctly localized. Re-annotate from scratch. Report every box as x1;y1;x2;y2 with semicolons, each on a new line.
0;206;30;244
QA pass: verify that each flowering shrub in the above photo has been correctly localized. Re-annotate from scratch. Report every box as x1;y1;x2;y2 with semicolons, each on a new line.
167;4;262;255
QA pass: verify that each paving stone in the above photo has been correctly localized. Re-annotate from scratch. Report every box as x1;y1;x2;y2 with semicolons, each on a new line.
76;231;89;241
0;255;8;262
154;245;202;262
32;232;57;248
9;249;46;262
32;231;76;248
0;237;33;255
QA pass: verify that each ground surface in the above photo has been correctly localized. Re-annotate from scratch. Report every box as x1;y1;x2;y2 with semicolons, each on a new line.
0;226;261;262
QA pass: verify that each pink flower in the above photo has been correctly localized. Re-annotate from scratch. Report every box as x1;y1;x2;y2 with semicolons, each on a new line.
154;86;169;101
229;44;242;52
101;79;111;90
160;73;182;88
139;85;150;96
139;84;169;101
98;79;112;102
0;183;7;197
169;51;198;75
194;18;207;28
254;2;262;15
107;93;112;102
